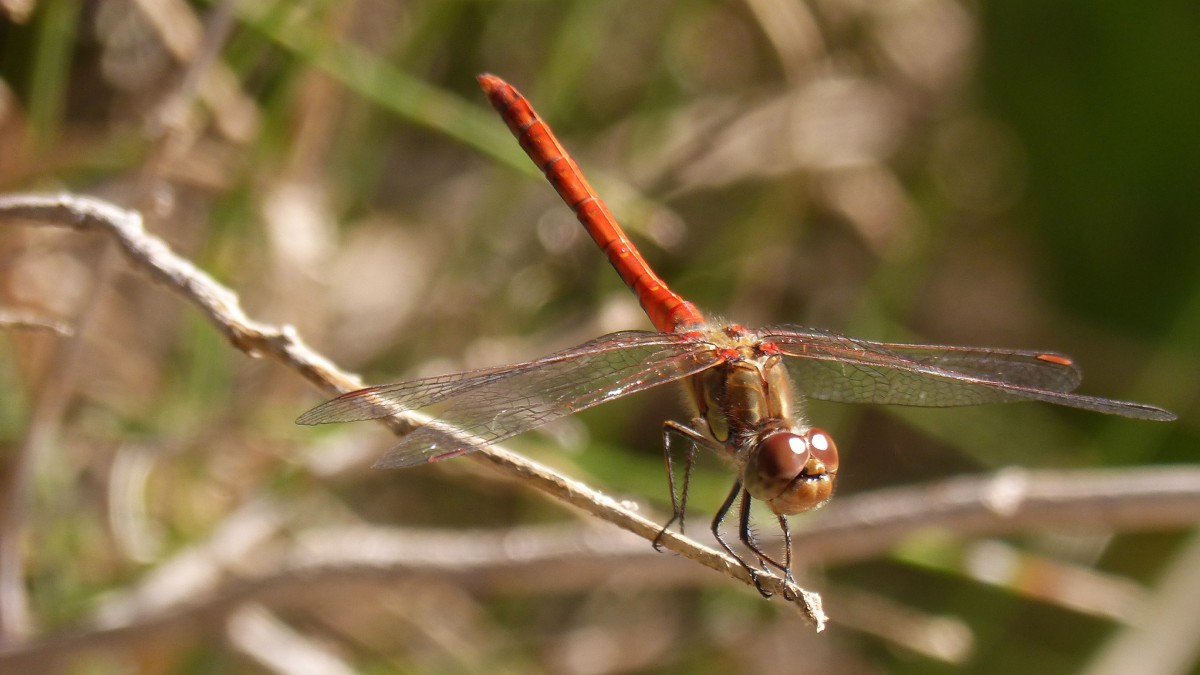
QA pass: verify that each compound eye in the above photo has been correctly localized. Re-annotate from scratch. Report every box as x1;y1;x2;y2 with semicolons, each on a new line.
760;427;839;515
803;427;839;474
757;432;810;483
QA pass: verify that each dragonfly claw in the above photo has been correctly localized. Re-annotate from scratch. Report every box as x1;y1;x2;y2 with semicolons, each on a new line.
651;527;669;552
749;569;774;599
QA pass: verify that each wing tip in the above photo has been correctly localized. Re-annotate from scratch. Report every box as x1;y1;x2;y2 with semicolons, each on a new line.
1139;406;1177;422
1103;400;1176;422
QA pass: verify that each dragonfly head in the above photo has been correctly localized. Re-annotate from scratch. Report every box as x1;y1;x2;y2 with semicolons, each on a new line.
744;427;839;515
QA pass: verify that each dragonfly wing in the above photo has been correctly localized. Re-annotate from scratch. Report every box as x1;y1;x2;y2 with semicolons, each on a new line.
300;331;724;469
298;331;684;424
758;326;1174;421
297;365;530;425
376;332;722;468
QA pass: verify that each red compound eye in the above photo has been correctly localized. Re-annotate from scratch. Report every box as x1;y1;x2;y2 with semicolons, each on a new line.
756;432;810;484
804;427;839;474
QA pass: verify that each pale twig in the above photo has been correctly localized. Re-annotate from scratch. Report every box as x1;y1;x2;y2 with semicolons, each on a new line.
797;465;1200;566
0;192;827;627
2;7;247;638
2;461;1198;667
822;585;973;664
0;233;118;640
0;308;73;335
1082;530;1200;675
227;605;357;675
0;523;692;671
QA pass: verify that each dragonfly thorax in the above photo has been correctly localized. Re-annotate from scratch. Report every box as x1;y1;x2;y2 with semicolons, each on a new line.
687;339;798;446
682;333;840;516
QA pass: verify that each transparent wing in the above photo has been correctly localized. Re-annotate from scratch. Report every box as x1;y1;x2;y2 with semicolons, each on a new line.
298;331;724;468
758;326;1174;421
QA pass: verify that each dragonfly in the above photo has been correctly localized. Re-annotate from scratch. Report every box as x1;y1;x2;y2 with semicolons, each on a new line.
299;74;1175;595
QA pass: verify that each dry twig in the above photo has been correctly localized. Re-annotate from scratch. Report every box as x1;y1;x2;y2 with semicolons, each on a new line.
4;193;1198;667
0;192;828;631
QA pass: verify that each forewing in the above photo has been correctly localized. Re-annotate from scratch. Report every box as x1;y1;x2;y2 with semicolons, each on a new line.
298;331;679;424
759;326;1174;421
299;331;723;468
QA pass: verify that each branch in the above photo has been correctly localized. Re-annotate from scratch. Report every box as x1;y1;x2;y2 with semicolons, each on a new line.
2;463;1196;668
0;309;73;335
0;523;701;671
0;192;826;626
800;465;1200;565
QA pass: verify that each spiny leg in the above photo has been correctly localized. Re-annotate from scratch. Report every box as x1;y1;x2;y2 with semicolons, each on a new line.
654;420;705;551
711;480;748;569
712;479;772;598
739;493;791;577
775;515;796;588
761;515;797;599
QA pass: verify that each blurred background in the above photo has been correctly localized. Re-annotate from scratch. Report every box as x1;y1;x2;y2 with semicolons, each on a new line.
1;0;1198;672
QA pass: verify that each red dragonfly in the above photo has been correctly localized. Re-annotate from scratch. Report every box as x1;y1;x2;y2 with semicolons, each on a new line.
299;74;1175;593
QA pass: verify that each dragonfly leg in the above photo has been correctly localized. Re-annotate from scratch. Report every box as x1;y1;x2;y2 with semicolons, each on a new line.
654;420;705;551
737;490;766;569
775;515;796;587
739;493;793;583
712;479;773;598
777;515;797;600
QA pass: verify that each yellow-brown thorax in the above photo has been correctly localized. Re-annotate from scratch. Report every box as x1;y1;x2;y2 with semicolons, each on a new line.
683;326;839;516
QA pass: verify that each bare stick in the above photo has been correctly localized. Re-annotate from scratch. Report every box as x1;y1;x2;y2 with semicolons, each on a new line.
3;462;1199;667
0;309;73;335
0;192;827;627
799;465;1200;565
